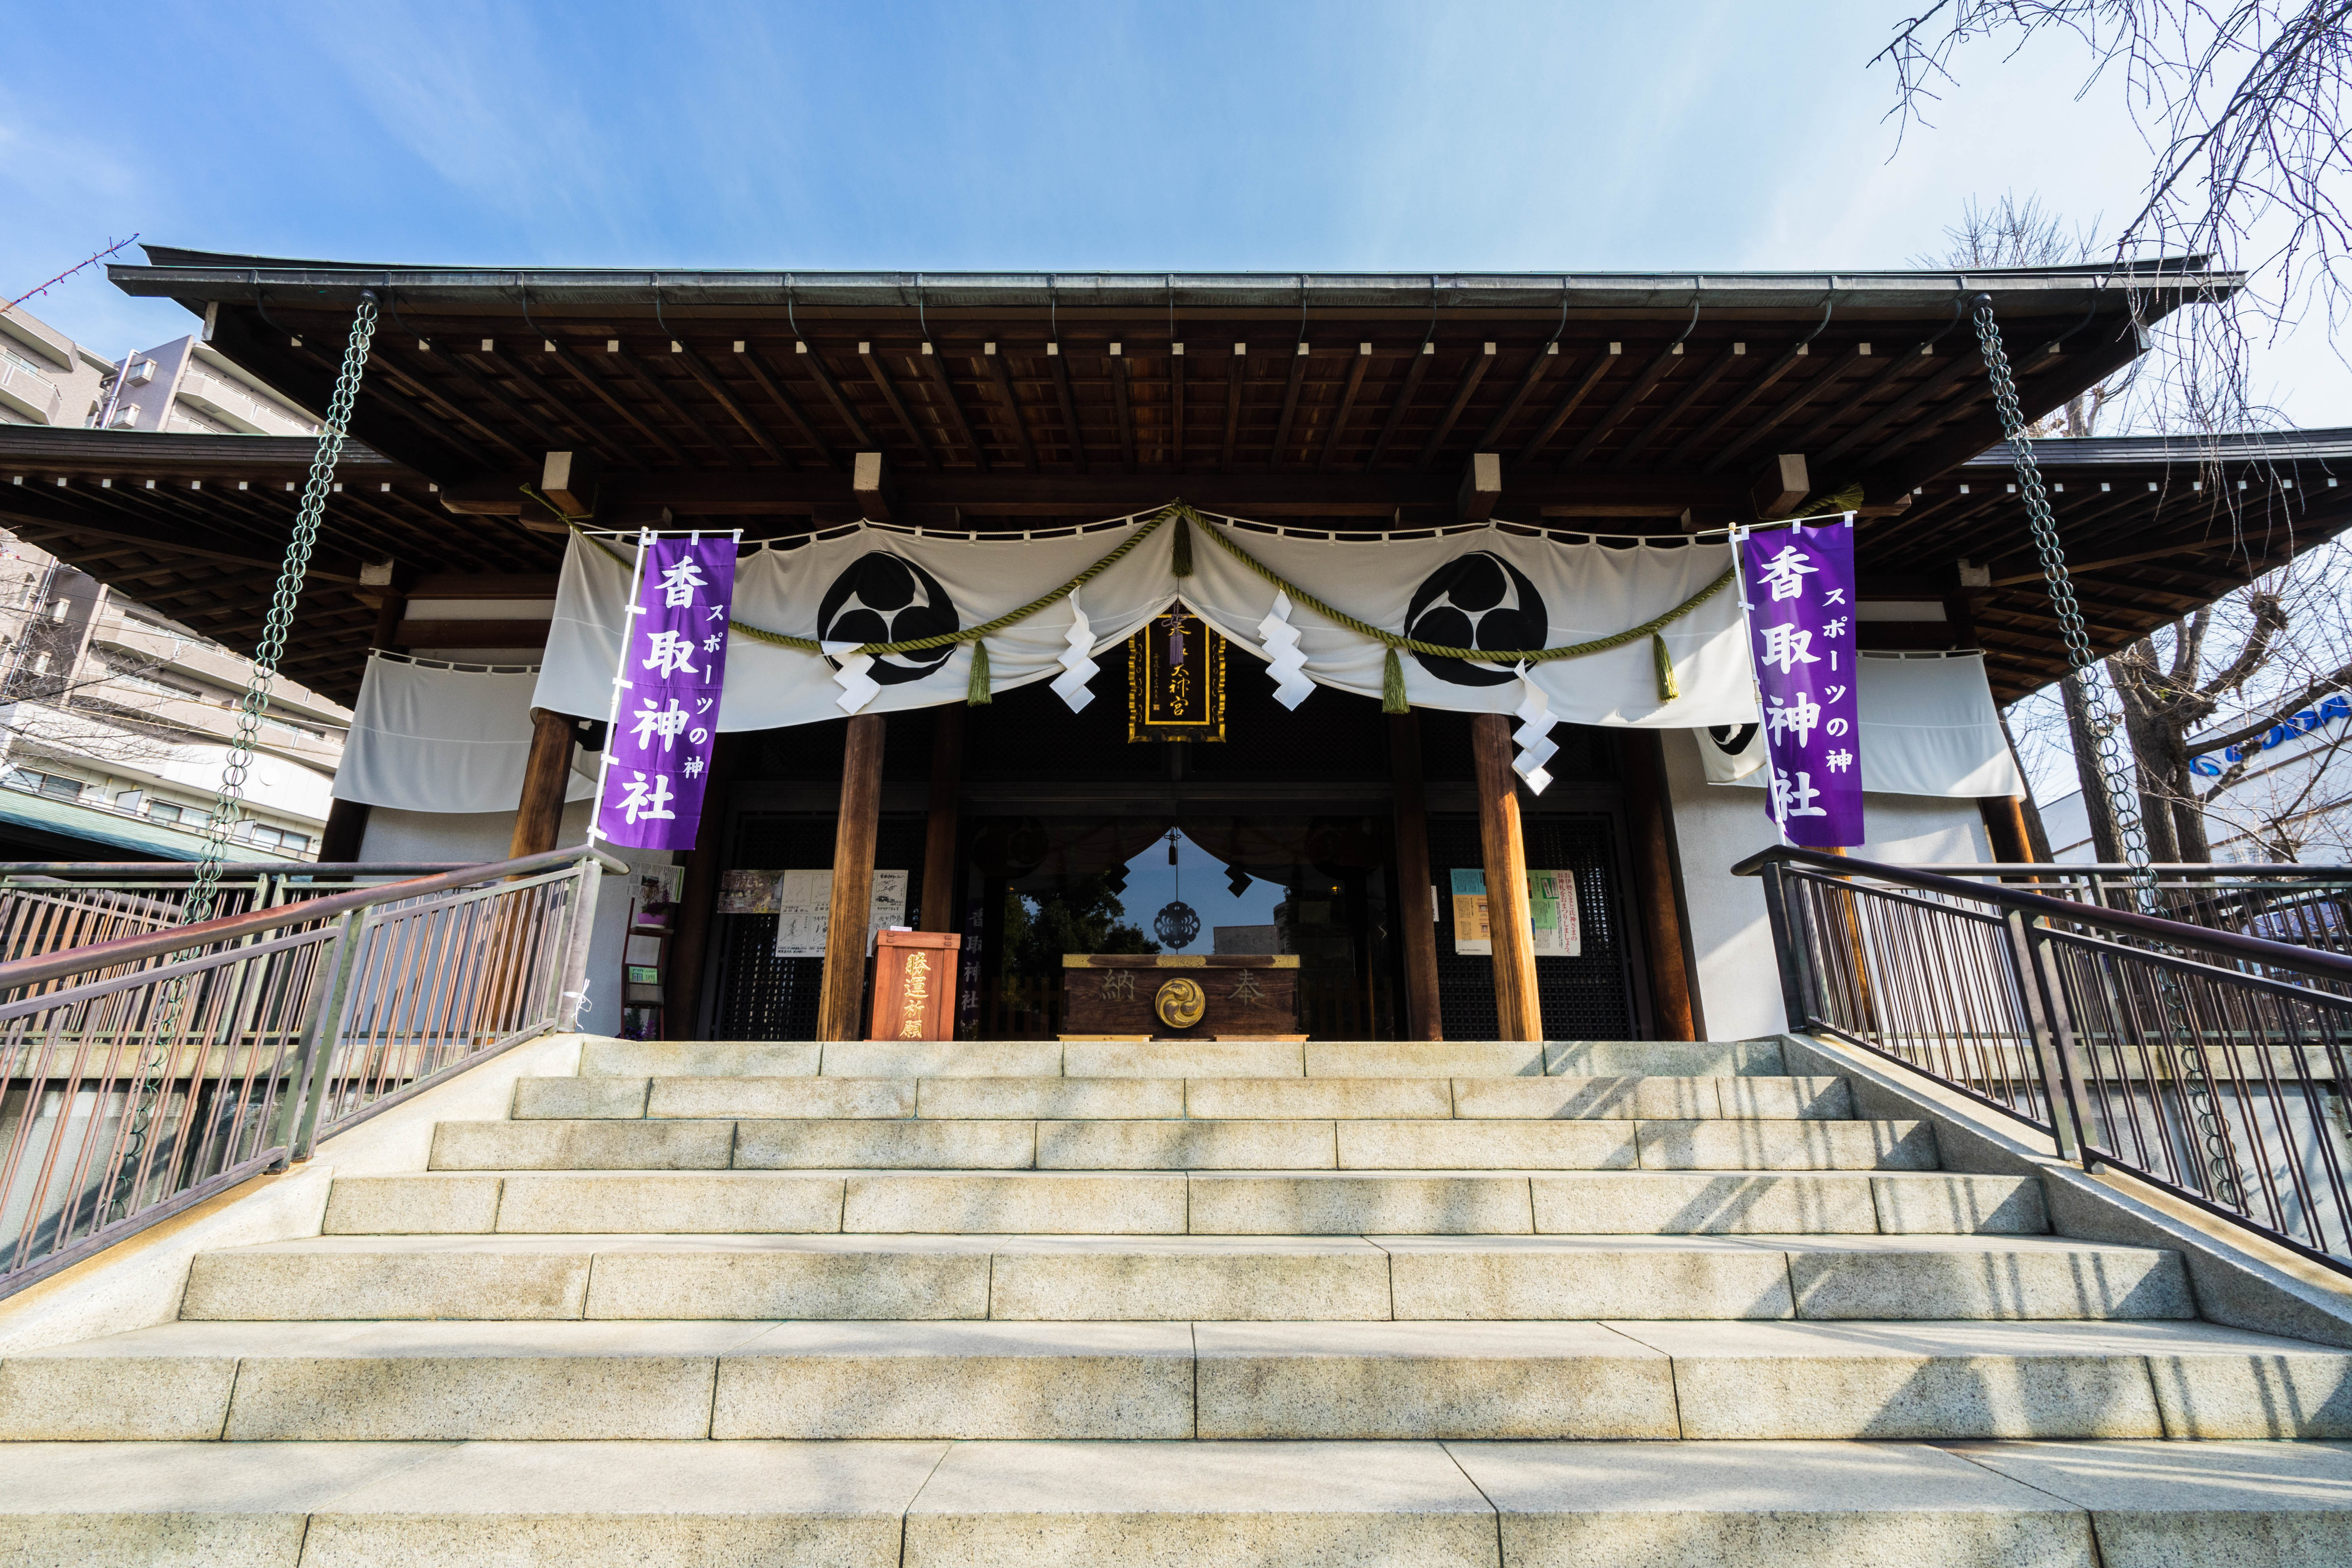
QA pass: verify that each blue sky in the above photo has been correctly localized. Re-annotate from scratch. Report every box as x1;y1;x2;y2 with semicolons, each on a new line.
4;0;2344;424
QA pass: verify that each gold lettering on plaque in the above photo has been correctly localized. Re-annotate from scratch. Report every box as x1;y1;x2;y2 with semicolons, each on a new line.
1229;968;1266;1003
1100;970;1135;1002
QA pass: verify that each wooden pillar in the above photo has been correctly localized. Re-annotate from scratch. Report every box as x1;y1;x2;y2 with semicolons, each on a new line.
1978;795;2037;867
667;731;740;1041
509;707;577;859
1387;713;1443;1041
1621;731;1699;1042
818;714;887;1041
1470;712;1542;1043
318;797;371;863
919;706;964;932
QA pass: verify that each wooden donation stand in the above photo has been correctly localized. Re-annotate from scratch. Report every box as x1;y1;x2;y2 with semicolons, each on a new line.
1060;954;1302;1041
868;930;962;1041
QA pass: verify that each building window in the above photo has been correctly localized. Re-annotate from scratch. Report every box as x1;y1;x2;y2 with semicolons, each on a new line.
246;824;309;852
4;768;84;801
147;801;185;823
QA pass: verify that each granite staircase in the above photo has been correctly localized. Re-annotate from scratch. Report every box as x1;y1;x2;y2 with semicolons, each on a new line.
4;1034;2350;1565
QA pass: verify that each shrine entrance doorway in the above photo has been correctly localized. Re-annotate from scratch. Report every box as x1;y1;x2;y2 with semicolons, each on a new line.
969;817;1401;1042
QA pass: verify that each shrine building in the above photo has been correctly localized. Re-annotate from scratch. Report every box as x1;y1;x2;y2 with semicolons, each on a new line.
4;253;2341;1047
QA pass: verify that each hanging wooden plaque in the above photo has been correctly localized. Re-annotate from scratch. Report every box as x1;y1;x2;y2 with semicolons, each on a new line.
1128;606;1226;743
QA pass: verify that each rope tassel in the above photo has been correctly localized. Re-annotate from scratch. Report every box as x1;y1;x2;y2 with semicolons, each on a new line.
1172;512;1193;578
1381;647;1408;714
967;639;992;705
1651;632;1679;702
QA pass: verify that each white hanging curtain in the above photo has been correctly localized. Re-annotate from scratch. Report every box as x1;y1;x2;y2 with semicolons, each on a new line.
336;653;593;814
1699;651;2026;798
531;511;1755;731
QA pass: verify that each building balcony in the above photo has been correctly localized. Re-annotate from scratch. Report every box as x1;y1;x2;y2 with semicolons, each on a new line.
88;617;350;727
0;357;63;426
174;369;313;436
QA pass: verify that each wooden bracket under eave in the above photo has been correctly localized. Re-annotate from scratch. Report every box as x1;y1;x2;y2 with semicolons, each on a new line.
1750;454;1809;520
1457;452;1502;521
853;451;894;523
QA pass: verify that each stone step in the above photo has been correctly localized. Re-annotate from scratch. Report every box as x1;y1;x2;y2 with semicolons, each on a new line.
426;1117;1937;1173
180;1232;2179;1325
329;1168;2045;1238
17;1436;2342;1568
5;1318;2337;1444
575;1037;1790;1080
514;1073;1856;1122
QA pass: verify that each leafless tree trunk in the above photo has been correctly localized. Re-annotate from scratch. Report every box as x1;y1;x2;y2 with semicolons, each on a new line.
2060;670;2127;860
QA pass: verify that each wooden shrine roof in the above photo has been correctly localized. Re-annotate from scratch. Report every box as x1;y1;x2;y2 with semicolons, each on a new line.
0;250;2308;708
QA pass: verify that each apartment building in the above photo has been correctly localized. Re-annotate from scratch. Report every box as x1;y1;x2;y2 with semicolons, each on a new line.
0;302;317;437
0;533;346;861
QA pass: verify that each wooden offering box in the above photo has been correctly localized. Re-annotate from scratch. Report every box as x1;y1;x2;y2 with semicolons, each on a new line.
1061;953;1299;1039
868;930;962;1041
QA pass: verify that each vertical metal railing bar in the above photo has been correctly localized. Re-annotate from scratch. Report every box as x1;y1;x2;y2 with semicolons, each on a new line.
4;854;610;1293
2231;978;2309;1241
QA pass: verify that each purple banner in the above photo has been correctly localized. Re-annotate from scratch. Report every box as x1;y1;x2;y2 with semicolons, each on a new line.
1739;518;1863;847
594;535;738;851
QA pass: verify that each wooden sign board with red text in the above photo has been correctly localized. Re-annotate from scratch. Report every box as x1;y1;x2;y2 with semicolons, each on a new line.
868;930;963;1041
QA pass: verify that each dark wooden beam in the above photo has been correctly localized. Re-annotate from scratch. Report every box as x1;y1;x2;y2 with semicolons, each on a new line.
1469;340;1558;454
1610;346;1742;470
1108;346;1137;473
1457;452;1502;522
1559;341;1687;470
1705;349;1863;474
444;341;579;454
853;451;894;523
546;343;695;468
818;713;886;1041
365;351;534;464
493;347;648;471
857;342;937;469
978;345;1038;472
1221;342;1248;471
1317;342;1374;470
1169;344;1187;468
1656;338;1816;472
1415;341;1496;470
1271;342;1309;466
0;487;365;581
794;340;879;449
673;342;792;467
1047;344;1087;472
1515;345;1618;465
1363;341;1435;470
611;347;744;470
919;342;990;472
737;345;840;470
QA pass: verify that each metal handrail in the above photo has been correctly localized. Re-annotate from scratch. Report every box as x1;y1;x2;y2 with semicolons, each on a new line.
0;844;620;1299
0;846;625;994
1737;844;2352;1273
1732;846;2352;983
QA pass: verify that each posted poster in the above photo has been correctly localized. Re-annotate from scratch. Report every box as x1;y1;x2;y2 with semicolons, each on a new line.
718;870;781;915
771;869;910;957
1450;868;1580;957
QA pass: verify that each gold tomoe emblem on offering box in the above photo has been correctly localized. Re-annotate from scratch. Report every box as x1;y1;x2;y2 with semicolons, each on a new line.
1129;606;1226;742
1154;976;1207;1029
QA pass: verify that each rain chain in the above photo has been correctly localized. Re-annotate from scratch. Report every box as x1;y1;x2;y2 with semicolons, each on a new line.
1973;297;2243;1211
113;293;380;1212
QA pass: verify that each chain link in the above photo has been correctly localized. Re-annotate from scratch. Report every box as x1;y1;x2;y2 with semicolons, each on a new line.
1972;298;2243;1211
112;296;380;1209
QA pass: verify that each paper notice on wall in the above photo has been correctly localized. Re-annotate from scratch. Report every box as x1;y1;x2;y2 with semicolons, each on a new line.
718;869;781;915
1450;869;1494;955
1451;868;1578;958
771;869;912;958
1528;869;1581;958
772;870;832;956
868;870;909;955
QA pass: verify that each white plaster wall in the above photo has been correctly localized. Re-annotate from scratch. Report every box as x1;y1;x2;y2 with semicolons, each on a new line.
1659;729;1995;1041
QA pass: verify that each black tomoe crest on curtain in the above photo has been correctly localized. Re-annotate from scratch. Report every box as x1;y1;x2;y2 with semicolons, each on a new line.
1402;551;1548;688
818;552;961;684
